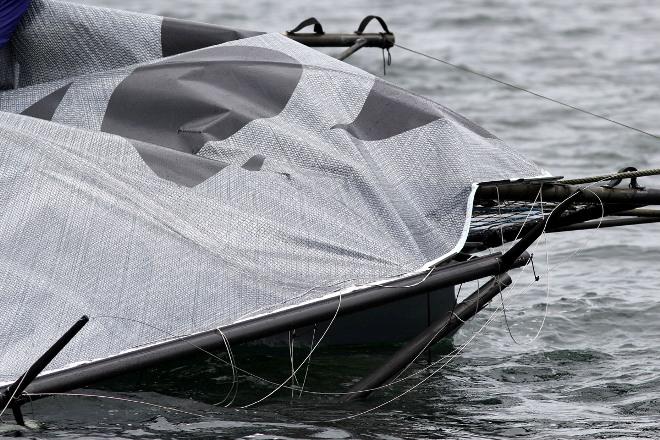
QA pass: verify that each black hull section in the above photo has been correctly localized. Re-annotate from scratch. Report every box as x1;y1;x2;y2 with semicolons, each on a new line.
261;286;455;346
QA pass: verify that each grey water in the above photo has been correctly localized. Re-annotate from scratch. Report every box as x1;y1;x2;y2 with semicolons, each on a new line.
6;0;660;438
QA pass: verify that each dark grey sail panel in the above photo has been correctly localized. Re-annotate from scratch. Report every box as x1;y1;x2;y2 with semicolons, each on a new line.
161;17;262;57
101;46;304;154
334;79;496;141
20;83;71;120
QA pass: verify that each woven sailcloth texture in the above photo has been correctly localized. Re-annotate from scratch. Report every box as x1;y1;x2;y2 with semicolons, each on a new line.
0;0;547;382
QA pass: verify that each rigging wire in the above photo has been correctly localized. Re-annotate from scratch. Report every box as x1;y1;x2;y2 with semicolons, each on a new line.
497;184;544;344
497;182;606;344
317;276;541;423
394;43;659;141
320;278;554;422
0;369;28;421
13;242;566;425
288;330;299;399
560;167;660;185
240;292;344;408
214;329;239;407
91;311;461;397
317;180;611;422
298;324;317;398
85;189;603;409
313;236;552;422
50;177;614;422
20;281;531;426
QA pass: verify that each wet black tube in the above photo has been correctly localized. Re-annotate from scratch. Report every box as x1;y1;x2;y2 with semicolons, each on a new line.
7;252;529;401
343;274;512;401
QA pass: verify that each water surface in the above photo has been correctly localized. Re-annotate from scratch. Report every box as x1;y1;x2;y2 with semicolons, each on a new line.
6;0;660;438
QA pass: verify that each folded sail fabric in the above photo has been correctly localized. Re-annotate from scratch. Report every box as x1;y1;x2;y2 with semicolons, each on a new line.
0;0;547;383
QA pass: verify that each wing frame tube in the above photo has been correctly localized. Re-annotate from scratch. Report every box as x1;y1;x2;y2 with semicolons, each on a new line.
7;252;530;400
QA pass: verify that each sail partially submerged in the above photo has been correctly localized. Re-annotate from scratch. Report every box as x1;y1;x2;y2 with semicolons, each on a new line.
0;0;546;383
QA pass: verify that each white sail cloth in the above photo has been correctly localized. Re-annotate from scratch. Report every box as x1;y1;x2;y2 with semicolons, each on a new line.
0;0;547;382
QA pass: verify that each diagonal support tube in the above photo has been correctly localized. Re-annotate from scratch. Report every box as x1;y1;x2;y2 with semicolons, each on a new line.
338;37;368;60
0;316;88;424
343;274;513;401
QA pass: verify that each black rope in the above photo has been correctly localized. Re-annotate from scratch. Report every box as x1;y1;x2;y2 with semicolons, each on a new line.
394;43;659;141
287;17;324;35
355;15;391;35
530;254;540;282
381;46;391;76
559;167;660;185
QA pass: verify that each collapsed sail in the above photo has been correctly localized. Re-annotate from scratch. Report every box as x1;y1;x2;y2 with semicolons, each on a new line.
0;0;547;383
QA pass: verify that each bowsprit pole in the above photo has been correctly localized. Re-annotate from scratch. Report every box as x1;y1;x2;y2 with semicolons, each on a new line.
0;315;89;425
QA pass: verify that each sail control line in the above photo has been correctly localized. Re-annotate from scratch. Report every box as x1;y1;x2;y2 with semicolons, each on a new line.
0;316;88;425
344;195;577;400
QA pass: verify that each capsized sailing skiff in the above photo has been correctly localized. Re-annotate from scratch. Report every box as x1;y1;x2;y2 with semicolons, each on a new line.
1;0;659;421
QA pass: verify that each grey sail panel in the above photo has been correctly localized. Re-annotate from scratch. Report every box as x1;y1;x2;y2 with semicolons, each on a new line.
161;17;263;57
101;45;305;154
0;0;547;383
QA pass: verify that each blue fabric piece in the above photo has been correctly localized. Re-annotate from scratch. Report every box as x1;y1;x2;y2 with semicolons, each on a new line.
0;0;31;47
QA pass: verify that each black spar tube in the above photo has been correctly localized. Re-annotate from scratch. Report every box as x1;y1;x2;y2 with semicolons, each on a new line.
477;183;660;206
286;32;394;48
8;252;530;398
0;316;89;422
